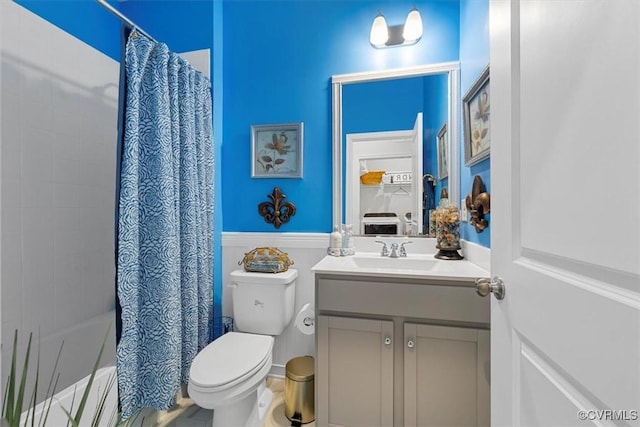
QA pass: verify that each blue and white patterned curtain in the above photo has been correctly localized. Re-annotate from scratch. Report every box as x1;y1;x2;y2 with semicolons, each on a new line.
116;33;213;419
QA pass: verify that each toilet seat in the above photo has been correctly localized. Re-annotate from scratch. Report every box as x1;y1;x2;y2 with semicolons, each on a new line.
189;332;273;391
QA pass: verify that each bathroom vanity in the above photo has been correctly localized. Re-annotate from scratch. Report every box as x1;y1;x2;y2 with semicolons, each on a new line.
312;253;490;427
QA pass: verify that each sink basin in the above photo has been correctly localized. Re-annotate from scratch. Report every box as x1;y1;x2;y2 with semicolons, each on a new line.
311;251;490;281
346;255;438;272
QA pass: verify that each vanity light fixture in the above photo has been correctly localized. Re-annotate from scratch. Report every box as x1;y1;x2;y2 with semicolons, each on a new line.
369;6;423;48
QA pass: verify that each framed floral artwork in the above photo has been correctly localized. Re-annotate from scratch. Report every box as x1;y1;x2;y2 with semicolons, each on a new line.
251;122;304;178
436;122;448;180
463;65;490;166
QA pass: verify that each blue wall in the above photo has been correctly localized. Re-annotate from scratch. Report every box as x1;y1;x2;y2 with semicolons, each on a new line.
13;0;222;330
221;0;460;232
15;0;215;76
13;0;215;67
19;0;478;240
422;74;448;212
15;0;484;318
119;1;213;55
342;77;425;135
459;0;490;247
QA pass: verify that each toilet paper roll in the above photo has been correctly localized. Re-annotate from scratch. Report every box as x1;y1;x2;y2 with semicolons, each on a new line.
295;303;315;335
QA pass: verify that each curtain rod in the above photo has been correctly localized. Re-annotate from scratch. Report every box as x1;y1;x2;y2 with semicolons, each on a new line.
96;0;157;43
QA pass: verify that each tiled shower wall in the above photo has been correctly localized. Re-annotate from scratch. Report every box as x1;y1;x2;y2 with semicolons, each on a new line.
0;1;119;396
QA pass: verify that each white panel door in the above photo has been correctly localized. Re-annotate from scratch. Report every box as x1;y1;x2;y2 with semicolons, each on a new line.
490;1;640;426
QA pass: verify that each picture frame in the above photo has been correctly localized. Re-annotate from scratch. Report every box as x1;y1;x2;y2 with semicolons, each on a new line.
463;65;490;166
251;122;304;178
436;122;448;180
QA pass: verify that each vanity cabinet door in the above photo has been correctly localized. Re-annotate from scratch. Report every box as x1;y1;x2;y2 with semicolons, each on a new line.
404;323;490;427
317;315;394;427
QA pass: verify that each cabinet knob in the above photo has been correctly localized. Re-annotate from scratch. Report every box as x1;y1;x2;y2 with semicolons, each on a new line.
384;337;392;346
407;339;415;349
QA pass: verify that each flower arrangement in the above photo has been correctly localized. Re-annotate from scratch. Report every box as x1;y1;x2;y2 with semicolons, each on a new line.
434;189;463;260
435;204;461;250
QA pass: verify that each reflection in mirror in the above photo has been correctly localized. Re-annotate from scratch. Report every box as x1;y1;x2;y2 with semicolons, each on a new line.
332;62;460;236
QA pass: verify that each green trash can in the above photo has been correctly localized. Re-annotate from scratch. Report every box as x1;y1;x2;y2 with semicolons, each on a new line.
284;356;315;424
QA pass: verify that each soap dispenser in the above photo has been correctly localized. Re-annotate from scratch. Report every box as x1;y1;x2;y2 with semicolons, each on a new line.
328;225;342;257
341;224;355;256
434;188;463;260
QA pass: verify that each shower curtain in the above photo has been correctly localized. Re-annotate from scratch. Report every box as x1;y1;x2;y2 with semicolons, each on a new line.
116;33;213;418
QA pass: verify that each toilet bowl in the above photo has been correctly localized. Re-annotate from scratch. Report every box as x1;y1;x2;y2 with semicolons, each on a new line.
188;269;298;427
188;332;274;427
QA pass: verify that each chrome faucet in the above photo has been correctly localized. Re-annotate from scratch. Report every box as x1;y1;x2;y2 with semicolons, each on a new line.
389;243;400;258
375;240;389;257
399;241;412;257
376;240;412;257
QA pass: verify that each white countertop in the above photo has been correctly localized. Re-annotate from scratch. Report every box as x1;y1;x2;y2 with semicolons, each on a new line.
311;252;490;282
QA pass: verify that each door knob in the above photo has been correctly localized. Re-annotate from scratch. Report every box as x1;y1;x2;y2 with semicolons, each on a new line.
407;339;415;349
475;276;505;300
384;337;392;346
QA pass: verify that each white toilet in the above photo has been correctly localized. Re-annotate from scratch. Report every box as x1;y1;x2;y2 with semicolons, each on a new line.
188;269;298;427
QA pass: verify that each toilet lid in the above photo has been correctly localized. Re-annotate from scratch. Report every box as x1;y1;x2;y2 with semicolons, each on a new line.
189;332;273;389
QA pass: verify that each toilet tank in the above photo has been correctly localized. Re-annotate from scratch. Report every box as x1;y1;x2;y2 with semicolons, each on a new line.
229;269;297;335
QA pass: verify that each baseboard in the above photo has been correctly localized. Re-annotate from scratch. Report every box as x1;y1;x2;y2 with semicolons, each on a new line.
269;363;286;379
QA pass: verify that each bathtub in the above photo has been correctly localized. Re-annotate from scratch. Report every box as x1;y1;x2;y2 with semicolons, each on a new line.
21;366;118;427
16;310;118;426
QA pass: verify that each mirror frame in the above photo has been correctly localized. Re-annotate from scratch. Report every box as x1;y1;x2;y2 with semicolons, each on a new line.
331;61;461;231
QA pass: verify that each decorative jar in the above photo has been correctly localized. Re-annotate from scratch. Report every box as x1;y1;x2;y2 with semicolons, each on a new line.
434;189;463;260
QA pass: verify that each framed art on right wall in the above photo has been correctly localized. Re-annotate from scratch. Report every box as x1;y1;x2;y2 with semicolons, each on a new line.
463;65;490;166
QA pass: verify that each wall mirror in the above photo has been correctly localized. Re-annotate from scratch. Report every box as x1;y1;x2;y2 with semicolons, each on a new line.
332;62;460;236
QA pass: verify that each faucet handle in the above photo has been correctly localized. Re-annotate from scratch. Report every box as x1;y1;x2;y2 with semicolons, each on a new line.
375;240;389;257
399;241;413;257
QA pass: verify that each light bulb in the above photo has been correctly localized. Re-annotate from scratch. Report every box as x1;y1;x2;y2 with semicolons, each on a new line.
370;12;389;47
403;7;423;42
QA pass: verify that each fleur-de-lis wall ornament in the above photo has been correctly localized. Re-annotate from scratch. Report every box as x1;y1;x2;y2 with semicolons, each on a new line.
465;175;491;233
258;187;297;229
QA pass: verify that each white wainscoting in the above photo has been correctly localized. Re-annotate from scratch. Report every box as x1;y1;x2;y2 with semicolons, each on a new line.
221;232;329;377
221;232;490;377
460;240;491;272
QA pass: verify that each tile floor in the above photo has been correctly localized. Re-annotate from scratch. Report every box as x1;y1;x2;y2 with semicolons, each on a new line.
165;378;315;427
